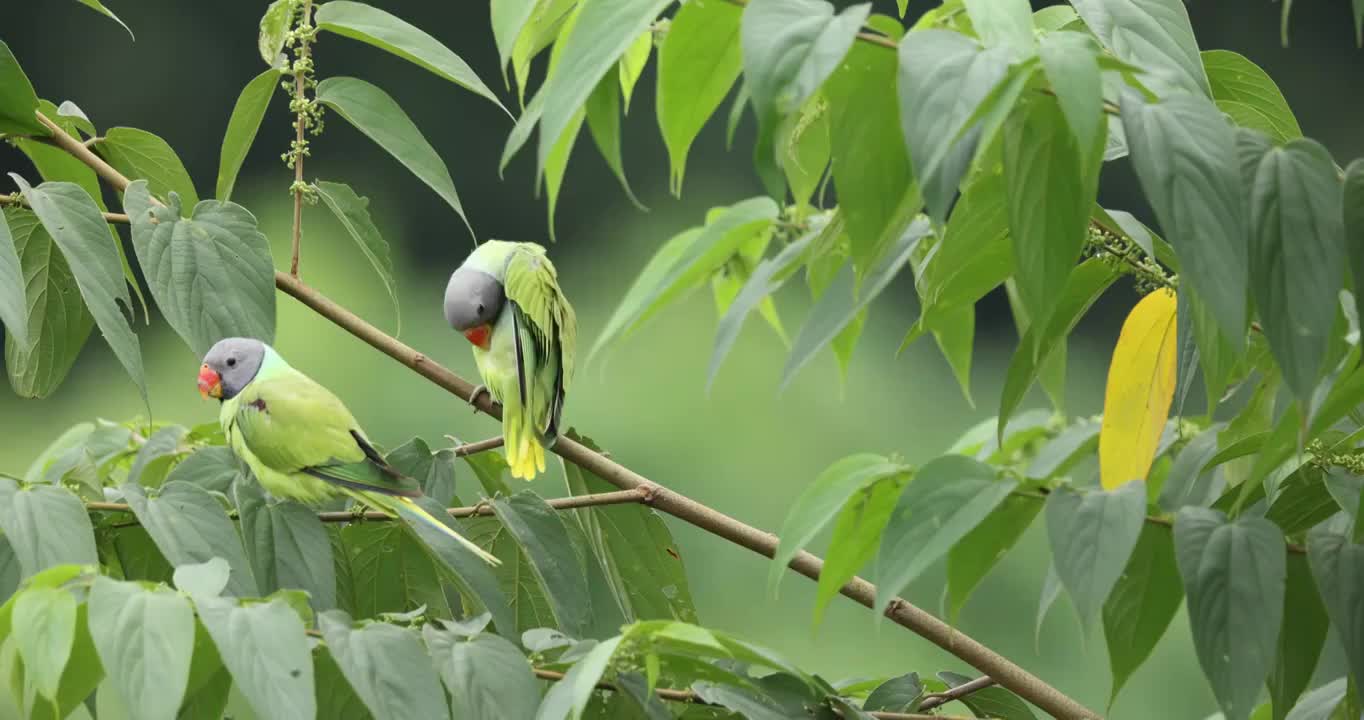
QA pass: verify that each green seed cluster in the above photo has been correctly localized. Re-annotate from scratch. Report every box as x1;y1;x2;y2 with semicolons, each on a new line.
280;0;324;197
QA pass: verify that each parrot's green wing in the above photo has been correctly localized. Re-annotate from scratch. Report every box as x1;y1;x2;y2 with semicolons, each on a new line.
503;243;577;386
231;370;420;497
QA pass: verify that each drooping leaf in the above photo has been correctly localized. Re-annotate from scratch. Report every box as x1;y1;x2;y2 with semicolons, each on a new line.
318;610;448;720
424;623;540;720
708;230;813;389
585;67;641;207
1;209;93;398
195;596;316;719
945;494;1042;621
0;211;29;348
618;30;651;112
1100;289;1178;490
1307;515;1364;693
1269;552;1330;720
535;0;672;180
121;481;259;597
1346;160;1364;332
1244;137;1347;402
778;93;831;208
74;0;134;38
1102;524;1184;703
491;490;593;638
1070;0;1209;96
656;0;743;193
10;176;146;400
912;170;1011;319
1175;508;1287;720
314;181;400;335
96;127;199;207
875;455;1017;613
1121;89;1247;345
541;103;585;243
258;0;292;67
315;1;508;114
491;0;539;73
216;68;282;202
234;480;336;611
536;635;622;720
87;577;195;720
815;470;908;625
743;0;870;196
0;41;44;135
897;30;1010;222
782;218;931;389
1039;31;1103;162
123;180;276;357
963;0;1036;56
1158;424;1227;511
1203;49;1302;143
1045;481;1146;624
13;586;77;702
0;479;98;578
316;77;472;237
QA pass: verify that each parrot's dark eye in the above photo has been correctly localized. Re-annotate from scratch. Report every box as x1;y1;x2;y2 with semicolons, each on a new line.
227;357;237;367
477;303;486;315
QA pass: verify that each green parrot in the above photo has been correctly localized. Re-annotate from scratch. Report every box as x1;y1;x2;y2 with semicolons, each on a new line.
443;241;577;480
197;337;498;565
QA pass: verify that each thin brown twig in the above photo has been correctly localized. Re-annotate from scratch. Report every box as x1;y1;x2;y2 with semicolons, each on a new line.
918;675;997;711
451;436;505;456
37;109;1099;720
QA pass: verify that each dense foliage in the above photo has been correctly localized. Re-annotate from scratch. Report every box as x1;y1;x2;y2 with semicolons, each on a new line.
2;0;1364;718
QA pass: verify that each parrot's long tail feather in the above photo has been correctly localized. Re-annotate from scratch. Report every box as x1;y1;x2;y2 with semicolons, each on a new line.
504;412;547;480
393;497;501;565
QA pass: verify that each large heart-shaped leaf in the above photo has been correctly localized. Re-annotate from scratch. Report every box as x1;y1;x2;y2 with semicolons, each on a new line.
195;596;315;719
97;128;199;207
1045;481;1146;624
0;479;98;579
88;577;195;720
424;622;540;720
121;481;259;597
318;610;449;720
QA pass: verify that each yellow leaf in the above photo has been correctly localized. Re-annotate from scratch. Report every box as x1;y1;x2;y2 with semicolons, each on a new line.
1100;289;1178;490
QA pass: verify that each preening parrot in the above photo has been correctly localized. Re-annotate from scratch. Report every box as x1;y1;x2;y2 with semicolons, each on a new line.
443;241;577;480
197;337;499;565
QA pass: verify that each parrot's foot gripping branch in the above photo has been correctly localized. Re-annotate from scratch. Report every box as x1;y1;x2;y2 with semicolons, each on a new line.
465;385;489;414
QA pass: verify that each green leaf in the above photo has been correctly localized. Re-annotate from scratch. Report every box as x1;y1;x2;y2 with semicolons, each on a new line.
561;432;698;623
314;181;400;335
121;481;258;597
491;0;539;73
1269;552;1330;720
1266;467;1340;538
1308;515;1364;693
590;197;778;362
929;303;975;404
656;0;743;193
165;447;242;495
13;586;76;701
404;495;515;635
124;174;278;356
461;517;554;636
783;219;930;389
875;455;1018;613
1346;160;1364;333
1245;137;1346;402
330;523;452;622
195;596;315;719
127;424;188;487
1175;508;1286;720
708;231;813;390
424;623;540;720
491;490;593;638
897;30;1010;222
998;259;1120;438
823;26;918;273
0;479;98;578
0;41;43;137
535;0;671;180
542;106;585;243
87;577;194;720
1102;523;1184;703
315;1;507;115
384;438;457;508
945;494;1042;622
315;76;472;238
96;127;199;207
1121;90;1247;344
317;611;447;720
311;645;369;720
234;481;336;611
769;454;901;596
1;209;93;398
963;0;1036;56
863;673;923;712
1026;418;1101;481
938;671;1038;720
741;0;870;198
537;635;622;720
10;176;146;400
1284;678;1347;720
815;471;908;626
1005;93;1102;333
1203;50;1302;143
258;0;292;67
1039;32;1103;162
216;69;281;202
0;211;30;349
74;0;133;38
618;30;651;112
1158;424;1226;511
778;94;831;208
1045;481;1147;624
913;170;1012;316
1070;0;1209;96
173;557;230;598
585;67;642;208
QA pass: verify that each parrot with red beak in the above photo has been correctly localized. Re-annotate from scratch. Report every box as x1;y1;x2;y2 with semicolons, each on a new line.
197;337;498;565
443;241;576;479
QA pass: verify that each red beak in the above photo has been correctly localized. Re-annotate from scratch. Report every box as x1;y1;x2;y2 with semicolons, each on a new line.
463;324;492;350
197;364;222;399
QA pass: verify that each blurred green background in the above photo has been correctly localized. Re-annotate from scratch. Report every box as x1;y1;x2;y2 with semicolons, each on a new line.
3;1;1361;716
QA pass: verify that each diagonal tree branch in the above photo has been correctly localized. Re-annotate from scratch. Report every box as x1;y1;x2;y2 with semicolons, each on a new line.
32;108;1100;720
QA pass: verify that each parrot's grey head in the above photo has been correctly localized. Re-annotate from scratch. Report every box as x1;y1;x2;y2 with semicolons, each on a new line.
444;267;505;349
198;337;267;400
